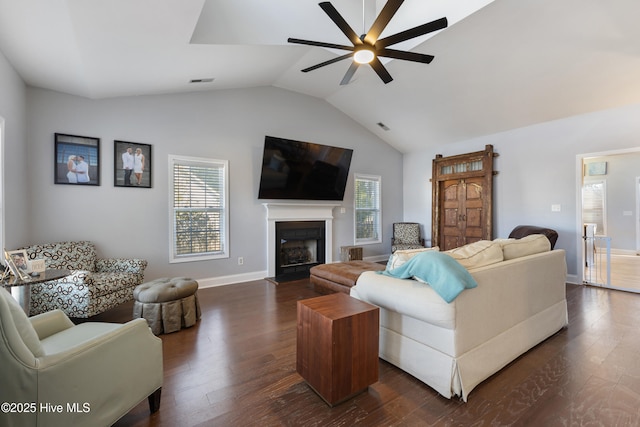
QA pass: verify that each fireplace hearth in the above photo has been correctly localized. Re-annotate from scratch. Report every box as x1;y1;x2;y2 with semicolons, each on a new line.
275;221;325;282
263;203;338;281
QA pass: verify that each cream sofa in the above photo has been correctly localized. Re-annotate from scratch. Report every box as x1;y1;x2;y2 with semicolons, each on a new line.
350;235;568;401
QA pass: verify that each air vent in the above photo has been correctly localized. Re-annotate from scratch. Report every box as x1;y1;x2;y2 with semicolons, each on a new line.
377;122;390;131
189;78;214;84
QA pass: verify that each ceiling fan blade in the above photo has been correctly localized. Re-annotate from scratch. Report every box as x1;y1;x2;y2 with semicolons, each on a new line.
340;62;359;85
364;0;404;45
376;17;448;48
288;38;354;52
377;48;434;64
319;2;362;46
369;57;393;84
301;53;354;73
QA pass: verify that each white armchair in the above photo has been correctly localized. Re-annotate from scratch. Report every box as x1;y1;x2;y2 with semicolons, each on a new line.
0;288;163;427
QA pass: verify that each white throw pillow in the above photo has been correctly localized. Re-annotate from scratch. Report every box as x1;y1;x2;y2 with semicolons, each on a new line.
445;240;503;269
387;246;439;270
499;234;551;260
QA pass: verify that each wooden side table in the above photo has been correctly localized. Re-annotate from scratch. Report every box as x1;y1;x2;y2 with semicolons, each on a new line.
340;245;363;262
296;292;379;406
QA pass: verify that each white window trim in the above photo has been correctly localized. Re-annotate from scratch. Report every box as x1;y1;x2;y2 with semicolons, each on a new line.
169;154;229;263
354;173;382;245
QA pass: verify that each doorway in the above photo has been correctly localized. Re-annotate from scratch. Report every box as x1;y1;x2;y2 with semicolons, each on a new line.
577;148;640;293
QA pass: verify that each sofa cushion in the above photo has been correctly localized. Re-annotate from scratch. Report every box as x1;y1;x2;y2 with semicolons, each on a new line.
387;247;439;270
381;251;477;303
498;234;551;260
25;241;96;271
445;240;503;269
85;272;143;297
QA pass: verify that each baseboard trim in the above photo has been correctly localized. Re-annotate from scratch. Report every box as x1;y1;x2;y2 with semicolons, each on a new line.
566;274;580;285
198;270;269;288
610;248;639;256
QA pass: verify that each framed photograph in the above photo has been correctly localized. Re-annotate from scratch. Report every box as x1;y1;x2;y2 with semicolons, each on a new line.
54;133;101;185
114;140;152;188
7;250;31;273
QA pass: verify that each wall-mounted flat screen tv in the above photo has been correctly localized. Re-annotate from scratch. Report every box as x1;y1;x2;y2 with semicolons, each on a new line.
258;136;353;201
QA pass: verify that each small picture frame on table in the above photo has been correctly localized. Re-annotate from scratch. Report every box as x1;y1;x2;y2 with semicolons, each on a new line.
54;133;101;186
4;249;31;280
114;140;152;188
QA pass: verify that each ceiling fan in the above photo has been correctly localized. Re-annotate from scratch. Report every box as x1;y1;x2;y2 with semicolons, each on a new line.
288;0;448;85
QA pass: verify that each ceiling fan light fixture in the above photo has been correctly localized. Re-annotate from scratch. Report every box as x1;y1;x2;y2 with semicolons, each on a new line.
288;1;448;84
353;47;375;64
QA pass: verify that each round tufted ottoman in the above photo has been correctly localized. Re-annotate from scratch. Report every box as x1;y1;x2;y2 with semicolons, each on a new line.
133;277;201;335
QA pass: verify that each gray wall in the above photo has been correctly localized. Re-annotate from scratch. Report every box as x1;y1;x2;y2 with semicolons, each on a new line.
0;50;29;249
584;152;640;251
403;102;640;280
25;86;403;283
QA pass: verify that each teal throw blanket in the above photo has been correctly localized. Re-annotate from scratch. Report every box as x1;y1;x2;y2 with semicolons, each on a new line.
379;251;477;303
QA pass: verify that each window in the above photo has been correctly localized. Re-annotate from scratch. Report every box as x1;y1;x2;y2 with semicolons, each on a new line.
169;155;229;263
582;180;606;236
355;174;381;244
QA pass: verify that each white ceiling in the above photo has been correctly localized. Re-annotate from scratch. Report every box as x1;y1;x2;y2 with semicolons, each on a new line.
1;0;640;153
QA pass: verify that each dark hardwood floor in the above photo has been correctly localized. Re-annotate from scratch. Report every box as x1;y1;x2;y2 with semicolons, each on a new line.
100;279;640;426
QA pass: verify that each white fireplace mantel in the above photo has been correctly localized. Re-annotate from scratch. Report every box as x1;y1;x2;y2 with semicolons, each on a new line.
263;203;339;277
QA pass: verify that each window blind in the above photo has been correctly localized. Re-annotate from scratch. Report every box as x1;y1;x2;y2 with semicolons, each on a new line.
355;174;381;243
170;156;228;262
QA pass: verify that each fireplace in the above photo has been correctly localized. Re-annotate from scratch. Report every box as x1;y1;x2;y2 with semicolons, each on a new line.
275;221;325;281
263;203;338;280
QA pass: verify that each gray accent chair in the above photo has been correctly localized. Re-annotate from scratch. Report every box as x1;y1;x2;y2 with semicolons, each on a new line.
391;222;426;253
0;288;162;427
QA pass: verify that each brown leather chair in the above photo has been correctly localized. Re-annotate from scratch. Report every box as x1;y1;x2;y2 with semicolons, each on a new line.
508;225;558;249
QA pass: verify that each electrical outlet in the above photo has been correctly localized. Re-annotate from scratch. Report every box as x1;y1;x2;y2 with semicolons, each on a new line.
551;204;561;212
238;257;244;265
340;207;346;214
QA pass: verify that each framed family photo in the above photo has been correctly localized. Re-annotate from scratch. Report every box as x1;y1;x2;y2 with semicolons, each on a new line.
7;249;31;274
54;133;101;186
114;140;152;188
3;249;31;280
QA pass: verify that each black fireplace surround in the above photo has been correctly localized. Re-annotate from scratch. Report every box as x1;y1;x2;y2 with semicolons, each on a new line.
275;221;325;282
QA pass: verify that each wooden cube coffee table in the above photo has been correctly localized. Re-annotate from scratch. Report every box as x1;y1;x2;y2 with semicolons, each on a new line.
296;292;379;406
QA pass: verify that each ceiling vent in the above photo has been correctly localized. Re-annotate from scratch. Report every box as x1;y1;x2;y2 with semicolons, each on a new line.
189;78;214;84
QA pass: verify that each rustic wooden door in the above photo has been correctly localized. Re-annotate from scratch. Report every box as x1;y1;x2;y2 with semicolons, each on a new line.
440;176;486;250
432;145;497;251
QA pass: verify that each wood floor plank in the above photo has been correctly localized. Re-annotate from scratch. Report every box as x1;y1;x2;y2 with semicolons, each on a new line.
101;280;640;426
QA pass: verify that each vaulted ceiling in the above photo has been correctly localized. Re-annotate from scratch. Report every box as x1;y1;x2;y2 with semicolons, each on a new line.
1;0;640;153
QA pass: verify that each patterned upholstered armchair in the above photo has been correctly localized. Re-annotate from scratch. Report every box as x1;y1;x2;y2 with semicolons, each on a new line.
24;241;147;318
391;222;426;253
